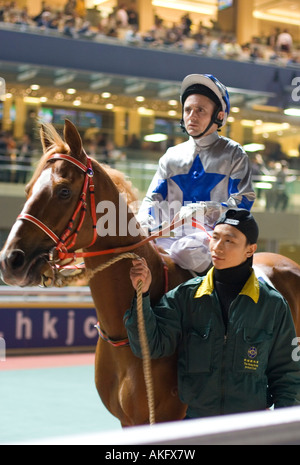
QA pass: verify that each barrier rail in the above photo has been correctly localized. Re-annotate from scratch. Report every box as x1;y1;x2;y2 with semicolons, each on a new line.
18;405;300;445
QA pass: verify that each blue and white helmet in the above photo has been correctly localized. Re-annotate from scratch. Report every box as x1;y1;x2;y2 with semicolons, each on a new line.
180;74;230;127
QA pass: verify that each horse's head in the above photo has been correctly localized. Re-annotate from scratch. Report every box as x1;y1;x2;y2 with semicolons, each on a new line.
0;119;95;287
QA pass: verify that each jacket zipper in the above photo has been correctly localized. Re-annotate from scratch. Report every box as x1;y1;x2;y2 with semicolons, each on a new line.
220;330;228;415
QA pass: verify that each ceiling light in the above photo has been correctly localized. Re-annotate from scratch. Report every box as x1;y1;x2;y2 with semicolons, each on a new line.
67;88;76;94
253;10;300;26
168;110;177;116
243;143;265;152
158;86;179;98
136;96;145;102
255;182;273;190
144;133;168;143
90;78;111;90
23;97;41;104
125;82;146;94
138;107;154;116
40;97;48;102
152;0;215;15
168;100;178;106
241;120;255;127
17;69;38;82
73;99;81;106
105;103;114;109
30;84;40;91
231;107;240;113
288;149;299;157
284;108;300;117
54;73;76;86
102;92;111;99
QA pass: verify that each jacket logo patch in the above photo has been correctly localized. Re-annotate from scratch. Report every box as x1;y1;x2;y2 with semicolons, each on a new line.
248;347;258;359
244;347;259;371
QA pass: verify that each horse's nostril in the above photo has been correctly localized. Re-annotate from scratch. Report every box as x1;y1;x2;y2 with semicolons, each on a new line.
7;250;26;270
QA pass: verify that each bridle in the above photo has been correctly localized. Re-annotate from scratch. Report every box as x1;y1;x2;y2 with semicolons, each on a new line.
17;153;97;264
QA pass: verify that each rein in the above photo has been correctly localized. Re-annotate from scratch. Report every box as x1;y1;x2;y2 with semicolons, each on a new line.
17;152;210;268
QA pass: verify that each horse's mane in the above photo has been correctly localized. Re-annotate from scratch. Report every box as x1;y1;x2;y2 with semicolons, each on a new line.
26;123;139;208
100;164;139;208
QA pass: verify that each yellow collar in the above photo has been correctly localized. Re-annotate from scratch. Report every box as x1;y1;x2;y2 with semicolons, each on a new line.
194;267;260;303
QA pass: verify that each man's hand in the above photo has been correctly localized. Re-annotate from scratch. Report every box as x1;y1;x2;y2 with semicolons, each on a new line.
130;258;152;294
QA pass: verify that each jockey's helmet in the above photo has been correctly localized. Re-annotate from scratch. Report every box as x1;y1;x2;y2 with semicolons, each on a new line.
180;74;230;128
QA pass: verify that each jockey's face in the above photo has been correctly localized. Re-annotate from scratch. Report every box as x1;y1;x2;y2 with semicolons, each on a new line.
183;94;224;138
210;224;257;270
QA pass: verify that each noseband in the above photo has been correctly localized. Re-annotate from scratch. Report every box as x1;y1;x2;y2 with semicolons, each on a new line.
17;153;97;262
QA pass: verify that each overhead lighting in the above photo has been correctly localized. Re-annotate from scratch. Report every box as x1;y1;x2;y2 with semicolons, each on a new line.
254;122;290;135
253;10;300;26
158;86;179;98
231;107;240;113
288;149;299;157
144;133;168;143
90;78;111;90
67;88;76;94
138;107;154;116
30;84;40;91
136;96;145;102
17;69;38;82
54;73;76;86
73;99;81;106
243;143;265;152
168;100;178;106
101;92;111;99
284;108;300;117
241;120;255;127
23;96;41;104
105;103;114;109
168;110;177;116
125;82;146;94
152;0;215;15
40;97;48;102
255;182;273;190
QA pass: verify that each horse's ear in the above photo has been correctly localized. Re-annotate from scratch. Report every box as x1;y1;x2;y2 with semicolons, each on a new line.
64;119;85;162
40;124;52;153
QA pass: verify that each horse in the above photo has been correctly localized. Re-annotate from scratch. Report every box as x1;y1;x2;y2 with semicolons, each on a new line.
1;119;300;426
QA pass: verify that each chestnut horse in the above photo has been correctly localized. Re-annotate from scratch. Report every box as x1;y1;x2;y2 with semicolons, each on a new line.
1;120;300;426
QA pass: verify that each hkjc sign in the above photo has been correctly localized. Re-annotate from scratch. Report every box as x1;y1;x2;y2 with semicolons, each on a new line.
0;303;98;351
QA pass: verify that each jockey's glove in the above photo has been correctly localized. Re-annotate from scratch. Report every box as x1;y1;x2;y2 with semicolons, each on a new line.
179;202;207;223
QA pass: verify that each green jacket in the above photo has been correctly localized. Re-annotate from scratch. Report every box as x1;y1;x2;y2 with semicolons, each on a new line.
124;268;300;418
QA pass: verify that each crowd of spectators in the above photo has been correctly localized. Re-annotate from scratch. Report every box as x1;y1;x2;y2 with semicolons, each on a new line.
0;1;299;66
0;130;34;183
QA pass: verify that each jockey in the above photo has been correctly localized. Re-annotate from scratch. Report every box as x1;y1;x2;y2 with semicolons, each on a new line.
137;74;256;274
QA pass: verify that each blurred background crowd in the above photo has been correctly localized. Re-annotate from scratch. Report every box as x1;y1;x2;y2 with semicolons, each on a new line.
0;0;299;65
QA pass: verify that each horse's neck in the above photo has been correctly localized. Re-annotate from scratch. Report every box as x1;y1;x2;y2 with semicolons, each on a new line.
82;165;168;338
85;241;164;340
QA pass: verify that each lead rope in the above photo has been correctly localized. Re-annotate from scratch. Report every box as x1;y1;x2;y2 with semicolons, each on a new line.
76;252;156;425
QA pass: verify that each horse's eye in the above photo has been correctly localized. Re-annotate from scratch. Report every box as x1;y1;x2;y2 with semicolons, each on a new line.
58;187;71;200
